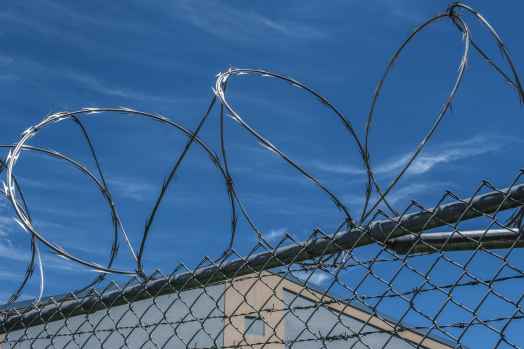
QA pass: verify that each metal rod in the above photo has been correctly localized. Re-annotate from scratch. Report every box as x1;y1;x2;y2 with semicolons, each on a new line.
387;229;524;254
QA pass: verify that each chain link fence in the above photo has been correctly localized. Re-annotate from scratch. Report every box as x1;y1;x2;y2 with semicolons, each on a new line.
1;2;524;348
2;171;524;348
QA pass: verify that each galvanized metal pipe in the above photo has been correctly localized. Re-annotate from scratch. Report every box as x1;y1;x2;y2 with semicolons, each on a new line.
387;228;524;254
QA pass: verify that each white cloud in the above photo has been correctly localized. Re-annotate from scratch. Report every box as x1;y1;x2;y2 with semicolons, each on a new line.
0;207;106;271
293;270;331;286
0;269;21;280
377;135;508;176
0;55;14;65
0;216;14;238
344;181;449;211
0;239;30;263
0;238;96;274
64;71;199;104
313;135;513;177
175;0;327;42
310;162;364;176
0;52;200;104
108;177;157;202
242;192;336;217
263;227;288;242
382;0;425;22
379;182;436;205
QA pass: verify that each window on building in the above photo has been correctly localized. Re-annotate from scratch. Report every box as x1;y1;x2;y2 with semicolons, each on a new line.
245;316;265;336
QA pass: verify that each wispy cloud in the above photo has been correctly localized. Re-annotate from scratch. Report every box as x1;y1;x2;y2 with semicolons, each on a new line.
0;216;15;238
292;270;331;286
0;214;37;266
344;181;450;211
242;192;338;218
378;135;509;176
175;0;327;42
0;53;200;104
64;71;200;104
108;177;157;202
0;238;95;274
0;55;17;80
0;5;155;66
310;162;364;176
0;269;21;281
0;55;14;66
0;239;30;263
381;0;426;23
263;227;288;242
313;135;513;177
378;182;443;205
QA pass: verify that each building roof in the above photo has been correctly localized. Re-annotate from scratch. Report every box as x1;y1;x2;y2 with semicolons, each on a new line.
279;272;459;348
1;270;460;348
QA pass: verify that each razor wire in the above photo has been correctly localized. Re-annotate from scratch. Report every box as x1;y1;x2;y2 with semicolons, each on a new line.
0;2;524;348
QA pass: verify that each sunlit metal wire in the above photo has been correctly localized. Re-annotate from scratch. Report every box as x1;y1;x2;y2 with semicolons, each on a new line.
1;2;524;348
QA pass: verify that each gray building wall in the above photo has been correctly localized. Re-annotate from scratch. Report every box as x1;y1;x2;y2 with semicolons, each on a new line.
2;274;450;349
283;290;418;349
3;285;225;348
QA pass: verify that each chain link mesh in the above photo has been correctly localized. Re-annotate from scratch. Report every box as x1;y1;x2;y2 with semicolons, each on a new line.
1;2;524;348
2;172;524;348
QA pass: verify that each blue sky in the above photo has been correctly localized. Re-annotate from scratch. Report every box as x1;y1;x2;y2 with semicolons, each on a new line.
1;0;524;345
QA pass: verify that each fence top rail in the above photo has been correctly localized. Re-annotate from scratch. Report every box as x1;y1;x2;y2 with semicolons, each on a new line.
2;182;523;334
